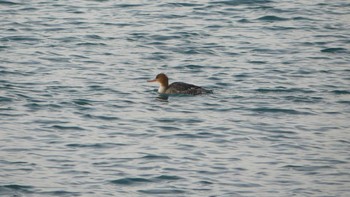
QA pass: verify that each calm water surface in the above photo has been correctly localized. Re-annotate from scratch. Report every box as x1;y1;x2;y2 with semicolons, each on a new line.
1;0;350;196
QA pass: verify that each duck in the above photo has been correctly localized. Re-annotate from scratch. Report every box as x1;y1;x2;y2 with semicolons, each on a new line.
147;73;212;95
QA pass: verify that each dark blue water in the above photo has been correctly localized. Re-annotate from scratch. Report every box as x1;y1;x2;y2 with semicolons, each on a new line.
1;0;350;196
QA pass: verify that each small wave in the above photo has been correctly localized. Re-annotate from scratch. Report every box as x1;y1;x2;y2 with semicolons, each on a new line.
150;35;182;41
156;126;180;131
83;114;120;120
233;182;262;188
111;177;152;185
238;18;252;23
51;125;85;131
158;14;187;19
159;133;190;139
337;100;350;105
40;57;71;63
264;26;297;31
161;131;225;139
210;0;272;6
114;3;143;8
0;184;33;190
0;96;12;102
250;107;312;115
255;87;315;94
66;143;122;148
0;184;34;195
283;96;323;103
0;112;24;117
292;16;315;21
76;42;107;46
0;0;21;5
110;174;183;186
174;64;204;70
1;35;41;42
138;189;186;194
198;180;214;185
331;90;350;95
141;154;170;160
39;190;81;196
73;99;94;106
248;60;267;64
84;34;103;39
176;48;216;55
154;175;182;181
321;47;347;53
155;117;203;124
160;3;202;7
257;15;288;21
283;165;332;171
0;45;9;50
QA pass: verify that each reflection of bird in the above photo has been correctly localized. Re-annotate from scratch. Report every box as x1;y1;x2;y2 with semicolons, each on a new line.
148;73;213;95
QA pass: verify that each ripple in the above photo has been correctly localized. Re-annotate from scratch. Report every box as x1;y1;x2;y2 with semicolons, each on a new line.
51;125;86;131
154;175;183;181
321;47;348;53
249;107;313;115
141;154;171;160
114;3;143;8
110;174;183;186
76;42;107;46
255;87;316;94
283;165;333;172
138;189;186;194
331;90;350;95
161;3;203;7
0;184;34;195
66;143;123;149
83;114;120;120
0;96;12;102
210;0;272;6
111;177;152;185
0;0;21;5
39;190;81;196
0;35;41;42
283;96;323;103
1;1;350;196
72;99;94;106
150;35;182;41
257;15;289;21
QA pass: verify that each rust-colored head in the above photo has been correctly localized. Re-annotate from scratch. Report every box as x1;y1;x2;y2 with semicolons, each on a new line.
147;73;169;87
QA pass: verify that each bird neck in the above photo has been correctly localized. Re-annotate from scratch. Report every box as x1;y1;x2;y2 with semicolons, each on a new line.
158;85;167;94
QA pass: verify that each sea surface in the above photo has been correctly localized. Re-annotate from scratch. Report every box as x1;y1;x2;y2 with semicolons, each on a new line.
1;0;350;196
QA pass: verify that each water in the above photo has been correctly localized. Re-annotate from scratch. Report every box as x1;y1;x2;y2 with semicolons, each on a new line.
1;0;350;196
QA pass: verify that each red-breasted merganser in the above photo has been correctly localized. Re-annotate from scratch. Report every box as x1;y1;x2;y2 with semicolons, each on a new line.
147;73;212;95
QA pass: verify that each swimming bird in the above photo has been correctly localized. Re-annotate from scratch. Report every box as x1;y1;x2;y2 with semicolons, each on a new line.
147;73;212;95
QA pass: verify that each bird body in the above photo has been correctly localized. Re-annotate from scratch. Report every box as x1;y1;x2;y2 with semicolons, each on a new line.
148;73;212;95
